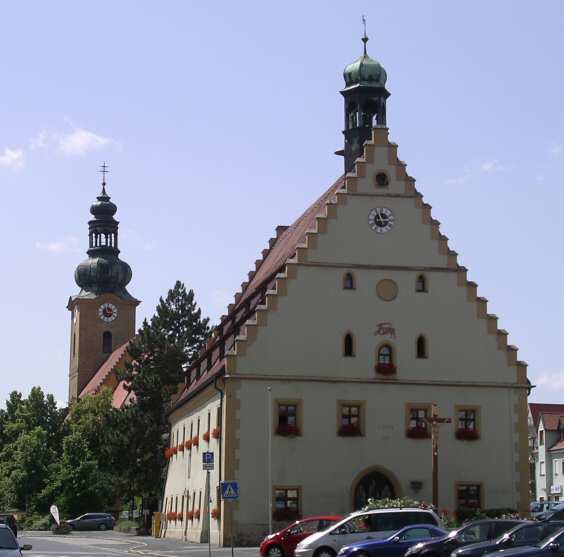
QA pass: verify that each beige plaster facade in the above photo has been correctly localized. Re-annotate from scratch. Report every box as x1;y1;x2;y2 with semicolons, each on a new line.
162;128;529;545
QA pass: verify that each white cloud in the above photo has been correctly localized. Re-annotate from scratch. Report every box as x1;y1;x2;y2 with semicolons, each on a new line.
0;147;25;170
550;144;563;157
480;159;504;173
445;169;471;186
35;236;80;254
58;128;111;156
29;131;49;150
535;371;564;390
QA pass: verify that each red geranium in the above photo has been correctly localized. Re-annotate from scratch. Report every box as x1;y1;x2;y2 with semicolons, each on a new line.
192;436;199;447
276;424;300;436
212;427;221;439
203;431;210;442
456;428;479;441
406;426;430;439
375;363;396;375
211;507;221;519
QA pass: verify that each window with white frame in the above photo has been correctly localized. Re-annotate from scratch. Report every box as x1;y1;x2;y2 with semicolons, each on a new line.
555;460;560;478
540;461;546;476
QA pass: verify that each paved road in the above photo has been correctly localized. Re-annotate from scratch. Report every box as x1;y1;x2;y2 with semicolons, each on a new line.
19;531;259;557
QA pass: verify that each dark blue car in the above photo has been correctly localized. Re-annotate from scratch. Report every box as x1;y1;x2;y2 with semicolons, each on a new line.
483;527;564;557
337;525;447;557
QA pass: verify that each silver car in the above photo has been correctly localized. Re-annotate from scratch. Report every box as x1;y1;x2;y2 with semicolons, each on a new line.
0;525;31;557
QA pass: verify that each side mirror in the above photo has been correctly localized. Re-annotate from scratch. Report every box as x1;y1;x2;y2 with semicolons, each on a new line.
392;537;401;543
21;545;33;551
548;543;560;553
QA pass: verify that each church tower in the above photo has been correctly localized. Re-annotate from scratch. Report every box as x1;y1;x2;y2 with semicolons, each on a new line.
341;28;390;173
67;169;139;401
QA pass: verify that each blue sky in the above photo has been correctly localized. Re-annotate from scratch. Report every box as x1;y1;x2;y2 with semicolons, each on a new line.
1;0;563;406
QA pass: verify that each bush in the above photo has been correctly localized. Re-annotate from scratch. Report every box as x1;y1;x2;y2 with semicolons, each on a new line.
363;498;435;511
20;514;52;531
52;523;72;535
457;507;518;524
115;519;139;533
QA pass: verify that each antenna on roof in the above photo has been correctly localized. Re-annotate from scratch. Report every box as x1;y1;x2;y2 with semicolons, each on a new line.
99;162;109;195
362;15;368;55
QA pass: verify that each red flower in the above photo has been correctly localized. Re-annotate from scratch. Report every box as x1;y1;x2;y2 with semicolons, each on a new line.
212;427;221;439
178;444;185;452
164;448;172;460
338;423;362;437
192;436;199;447
185;439;192;450
456;428;479;441
194;509;201;520
177;512;183;522
211;507;221;519
203;431;210;442
276;424;300;436
375;363;396;375
406;426;430;439
187;510;194;520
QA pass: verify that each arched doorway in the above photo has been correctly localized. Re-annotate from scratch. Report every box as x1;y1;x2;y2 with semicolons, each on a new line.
353;469;397;510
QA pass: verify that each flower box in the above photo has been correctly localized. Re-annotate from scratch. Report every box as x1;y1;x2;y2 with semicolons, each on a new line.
375;363;396;376
194;509;201;520
172;446;178;455
192;436;199;447
456;428;479;441
406;426;430;439
212;427;221;439
185;439;192;450
166;511;176;521
273;508;300;521
211;507;221;519
178;444;185;452
338;423;362;437
177;512;183;522
276;424;300;436
203;431;210;442
187;510;194;520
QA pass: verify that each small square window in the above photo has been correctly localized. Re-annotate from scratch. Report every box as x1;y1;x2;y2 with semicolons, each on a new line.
276;402;301;436
406;406;430;438
457;484;482;510
456;407;480;441
338;402;363;436
273;487;301;521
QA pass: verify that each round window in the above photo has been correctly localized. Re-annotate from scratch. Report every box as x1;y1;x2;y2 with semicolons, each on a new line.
375;172;389;187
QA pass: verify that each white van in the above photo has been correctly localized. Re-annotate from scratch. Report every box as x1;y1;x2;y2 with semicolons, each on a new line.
294;508;441;557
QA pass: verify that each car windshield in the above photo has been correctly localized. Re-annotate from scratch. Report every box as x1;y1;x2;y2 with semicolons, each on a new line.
0;529;18;549
538;530;564;549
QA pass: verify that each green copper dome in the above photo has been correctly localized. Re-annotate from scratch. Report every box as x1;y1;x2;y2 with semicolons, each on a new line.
343;35;387;89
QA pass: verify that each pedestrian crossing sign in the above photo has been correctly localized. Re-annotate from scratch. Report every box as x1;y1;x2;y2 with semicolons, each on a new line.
220;480;239;501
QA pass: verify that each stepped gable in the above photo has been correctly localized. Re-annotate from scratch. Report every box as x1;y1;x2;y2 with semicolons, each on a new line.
80;341;129;397
530;403;564;429
173;175;345;408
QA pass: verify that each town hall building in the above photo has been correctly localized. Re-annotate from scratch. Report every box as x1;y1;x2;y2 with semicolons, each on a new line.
161;33;530;545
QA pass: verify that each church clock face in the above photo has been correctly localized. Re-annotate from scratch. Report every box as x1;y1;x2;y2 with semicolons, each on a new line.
98;302;118;323
368;207;395;233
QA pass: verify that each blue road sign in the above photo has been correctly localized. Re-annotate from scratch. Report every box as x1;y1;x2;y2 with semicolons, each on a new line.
220;481;239;501
202;451;214;470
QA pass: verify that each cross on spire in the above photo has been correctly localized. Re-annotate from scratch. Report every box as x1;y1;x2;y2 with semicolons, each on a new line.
362;15;369;55
99;162;109;195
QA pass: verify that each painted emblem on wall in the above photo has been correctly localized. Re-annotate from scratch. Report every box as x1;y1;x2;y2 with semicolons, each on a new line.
375;322;396;338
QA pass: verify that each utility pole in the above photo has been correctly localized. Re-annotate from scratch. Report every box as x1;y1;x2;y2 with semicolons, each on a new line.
425;404;452;508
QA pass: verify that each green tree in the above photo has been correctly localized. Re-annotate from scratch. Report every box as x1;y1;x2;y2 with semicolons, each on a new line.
117;281;210;500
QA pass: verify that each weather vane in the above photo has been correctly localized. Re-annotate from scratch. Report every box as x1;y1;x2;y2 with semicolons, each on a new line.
362;15;368;54
99;162;109;185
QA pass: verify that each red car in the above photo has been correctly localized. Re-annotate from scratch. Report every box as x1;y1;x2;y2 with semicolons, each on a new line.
260;516;343;557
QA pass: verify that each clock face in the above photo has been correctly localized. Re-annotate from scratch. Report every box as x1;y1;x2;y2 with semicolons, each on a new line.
368;207;395;233
98;303;118;323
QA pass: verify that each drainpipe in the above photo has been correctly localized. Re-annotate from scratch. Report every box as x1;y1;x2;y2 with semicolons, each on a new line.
213;376;224;491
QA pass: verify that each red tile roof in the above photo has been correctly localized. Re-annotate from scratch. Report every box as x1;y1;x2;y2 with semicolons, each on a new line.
549;440;564;452
111;380;135;409
541;413;564;431
173;174;345;410
80;342;130;398
530;403;564;429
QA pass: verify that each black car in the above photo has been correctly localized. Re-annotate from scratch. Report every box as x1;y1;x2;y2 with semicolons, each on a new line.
483;527;564;557
538;505;564;522
65;513;115;531
0;515;17;538
404;520;523;557
453;521;564;557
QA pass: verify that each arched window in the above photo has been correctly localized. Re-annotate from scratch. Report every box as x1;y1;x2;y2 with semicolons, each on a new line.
378;344;393;364
343;272;355;290
102;331;112;354
344;333;355;357
416;336;427;359
416;274;427;293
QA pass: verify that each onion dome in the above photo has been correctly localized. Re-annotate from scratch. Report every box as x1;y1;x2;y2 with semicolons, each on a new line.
72;168;137;302
343;33;387;89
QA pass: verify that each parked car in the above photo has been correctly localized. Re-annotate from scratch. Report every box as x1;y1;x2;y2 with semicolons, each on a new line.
337;524;447;557
261;516;343;557
403;519;523;557
0;524;31;557
452;521;564;557
537;504;564;522
294;508;442;557
531;503;559;519
0;516;17;538
65;513;115;531
483;526;564;557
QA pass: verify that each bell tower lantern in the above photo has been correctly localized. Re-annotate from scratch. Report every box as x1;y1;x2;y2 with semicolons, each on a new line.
341;24;390;173
67;166;139;401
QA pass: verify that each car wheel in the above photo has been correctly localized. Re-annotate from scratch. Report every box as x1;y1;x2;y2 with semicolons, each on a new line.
352;552;370;557
267;545;285;557
98;524;107;531
314;548;336;557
